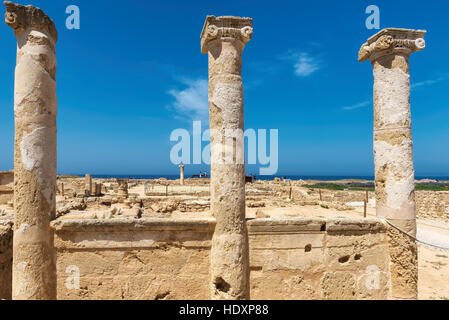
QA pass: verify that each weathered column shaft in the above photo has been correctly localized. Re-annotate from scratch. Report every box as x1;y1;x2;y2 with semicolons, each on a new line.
5;2;58;300
85;174;92;196
117;179;128;200
201;15;253;300
94;183;102;196
179;165;185;185
359;28;426;300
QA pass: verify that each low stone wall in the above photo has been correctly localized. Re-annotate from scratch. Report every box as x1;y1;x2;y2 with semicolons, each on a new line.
0;220;13;300
50;217;390;300
249;219;390;299
0;187;13;205
416;191;449;219
0;171;14;205
0;171;13;186
52;219;213;300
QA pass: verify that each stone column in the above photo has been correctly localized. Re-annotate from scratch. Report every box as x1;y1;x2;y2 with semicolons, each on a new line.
5;2;58;300
359;28;426;300
85;174;92;196
201;16;253;300
94;183;102;196
117;179;128;201
179;165;185;185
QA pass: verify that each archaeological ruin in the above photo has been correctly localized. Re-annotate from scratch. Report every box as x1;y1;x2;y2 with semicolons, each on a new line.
359;28;426;299
201;15;253;300
1;2;447;302
4;1;58;300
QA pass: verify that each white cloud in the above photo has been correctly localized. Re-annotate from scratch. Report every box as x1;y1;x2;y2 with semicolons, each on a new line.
342;100;370;111
412;75;449;89
168;79;209;122
293;53;321;77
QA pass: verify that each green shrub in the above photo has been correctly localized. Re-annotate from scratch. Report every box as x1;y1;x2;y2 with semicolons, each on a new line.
415;183;449;191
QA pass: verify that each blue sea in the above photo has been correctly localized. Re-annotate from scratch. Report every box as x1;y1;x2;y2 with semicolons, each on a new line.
78;174;449;181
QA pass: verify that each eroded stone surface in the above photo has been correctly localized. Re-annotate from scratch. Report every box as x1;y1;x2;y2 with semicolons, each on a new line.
5;2;58;300
359;28;426;300
179;165;185;185
0;221;13;300
48;217;390;300
117;179;129;201
201;15;253;300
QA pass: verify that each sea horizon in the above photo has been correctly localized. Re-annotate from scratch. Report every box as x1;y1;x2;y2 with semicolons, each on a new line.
58;174;449;182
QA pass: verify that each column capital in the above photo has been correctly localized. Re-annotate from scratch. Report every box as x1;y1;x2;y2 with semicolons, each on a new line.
4;1;57;42
358;28;425;63
201;15;253;54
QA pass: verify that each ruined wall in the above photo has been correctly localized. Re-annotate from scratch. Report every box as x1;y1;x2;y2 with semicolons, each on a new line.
0;171;14;185
50;217;390;300
416;191;449;219
52;219;213;300
249;219;390;299
0;187;13;205
0;221;13;300
0;171;14;205
291;187;374;204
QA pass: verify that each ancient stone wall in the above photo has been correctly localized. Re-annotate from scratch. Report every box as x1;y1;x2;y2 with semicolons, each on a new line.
52;219;214;300
0;187;13;205
416;191;449;219
0;171;14;205
0;221;13;300
250;219;390;299
48;217;390;300
0;171;14;185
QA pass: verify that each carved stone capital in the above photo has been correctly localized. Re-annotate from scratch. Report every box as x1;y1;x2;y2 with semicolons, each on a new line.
4;1;57;42
358;28;426;63
201;15;253;54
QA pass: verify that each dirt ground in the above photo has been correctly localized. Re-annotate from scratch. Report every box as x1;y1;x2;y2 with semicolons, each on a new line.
419;245;449;300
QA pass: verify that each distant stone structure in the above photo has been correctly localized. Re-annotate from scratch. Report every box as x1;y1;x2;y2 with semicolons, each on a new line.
94;183;102;196
201;15;253;300
0;221;13;300
0;171;14;185
85;174;92;196
117;179;129;200
416;191;449;218
5;1;58;299
359;28;426;300
179;165;185;185
0;171;14;205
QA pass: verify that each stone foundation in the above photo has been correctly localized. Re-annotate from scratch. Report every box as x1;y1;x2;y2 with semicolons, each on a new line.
25;217;393;300
0;171;13;185
416;191;449;219
0;187;13;206
0;221;13;300
0;171;14;205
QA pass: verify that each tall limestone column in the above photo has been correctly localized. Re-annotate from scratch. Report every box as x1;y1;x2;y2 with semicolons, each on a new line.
201;16;253;300
359;28;426;300
5;2;58;299
85;174;92;196
179;165;185;185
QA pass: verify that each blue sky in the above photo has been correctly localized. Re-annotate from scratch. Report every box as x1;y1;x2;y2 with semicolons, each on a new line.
0;0;448;176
